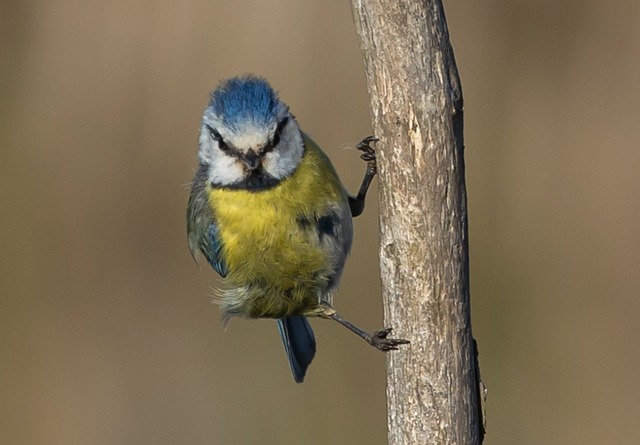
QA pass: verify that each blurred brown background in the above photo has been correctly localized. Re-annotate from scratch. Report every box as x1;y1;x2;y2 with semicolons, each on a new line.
2;1;639;444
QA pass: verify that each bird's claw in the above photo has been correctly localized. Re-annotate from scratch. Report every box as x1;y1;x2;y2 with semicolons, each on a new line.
369;327;410;351
357;136;378;163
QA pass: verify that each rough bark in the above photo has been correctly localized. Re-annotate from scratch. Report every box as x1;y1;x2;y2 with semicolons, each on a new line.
350;1;485;444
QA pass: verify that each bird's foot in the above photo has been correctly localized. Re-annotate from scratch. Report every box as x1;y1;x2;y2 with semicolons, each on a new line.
357;135;378;163
369;327;410;351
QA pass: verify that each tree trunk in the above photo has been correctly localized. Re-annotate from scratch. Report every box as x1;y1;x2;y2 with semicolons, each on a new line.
350;1;486;444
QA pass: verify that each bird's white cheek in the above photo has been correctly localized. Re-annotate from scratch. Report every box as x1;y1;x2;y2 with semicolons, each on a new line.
261;154;278;177
198;133;215;165
262;150;300;179
208;156;245;184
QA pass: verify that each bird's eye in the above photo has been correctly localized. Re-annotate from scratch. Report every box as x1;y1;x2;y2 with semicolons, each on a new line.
217;139;230;152
271;134;280;149
206;125;230;152
259;144;273;157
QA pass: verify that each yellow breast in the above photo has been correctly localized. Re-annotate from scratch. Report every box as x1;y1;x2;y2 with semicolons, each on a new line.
207;136;347;317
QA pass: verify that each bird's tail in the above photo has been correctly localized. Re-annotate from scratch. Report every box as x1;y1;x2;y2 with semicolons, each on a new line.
276;316;316;383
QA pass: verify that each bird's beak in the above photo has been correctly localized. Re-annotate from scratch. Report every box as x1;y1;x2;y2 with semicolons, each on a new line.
242;149;262;171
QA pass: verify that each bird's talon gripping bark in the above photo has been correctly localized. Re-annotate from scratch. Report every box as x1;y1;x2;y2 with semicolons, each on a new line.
357;136;378;164
370;328;410;351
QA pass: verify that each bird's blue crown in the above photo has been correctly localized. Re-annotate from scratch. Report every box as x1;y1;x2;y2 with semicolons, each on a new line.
208;75;282;131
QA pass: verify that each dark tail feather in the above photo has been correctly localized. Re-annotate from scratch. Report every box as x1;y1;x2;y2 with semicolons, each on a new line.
276;316;316;383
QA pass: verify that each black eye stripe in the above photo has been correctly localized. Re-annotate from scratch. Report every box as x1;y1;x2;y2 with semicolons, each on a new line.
206;118;289;157
205;124;220;139
275;116;289;140
269;116;289;150
205;125;231;152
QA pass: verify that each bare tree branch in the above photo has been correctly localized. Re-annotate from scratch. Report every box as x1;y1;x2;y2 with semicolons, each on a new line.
350;1;486;443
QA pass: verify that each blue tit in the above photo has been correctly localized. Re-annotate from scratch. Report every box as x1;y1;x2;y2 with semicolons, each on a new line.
187;75;408;383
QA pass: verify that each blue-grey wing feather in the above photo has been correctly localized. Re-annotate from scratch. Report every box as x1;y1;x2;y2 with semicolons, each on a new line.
187;163;228;277
325;200;353;293
297;198;353;297
277;316;316;383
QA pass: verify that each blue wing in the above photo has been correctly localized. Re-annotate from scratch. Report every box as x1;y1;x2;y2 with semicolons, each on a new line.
204;222;227;277
296;203;353;296
277;316;316;383
187;163;228;277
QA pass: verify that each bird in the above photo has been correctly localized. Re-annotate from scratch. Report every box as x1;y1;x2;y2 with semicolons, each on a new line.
187;75;408;383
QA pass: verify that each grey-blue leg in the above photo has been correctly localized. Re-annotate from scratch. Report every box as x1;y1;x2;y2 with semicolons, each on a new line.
324;308;410;351
348;136;378;217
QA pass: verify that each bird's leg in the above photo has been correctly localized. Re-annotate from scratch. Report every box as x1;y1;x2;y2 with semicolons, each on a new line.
321;304;410;351
349;136;378;217
355;136;378;201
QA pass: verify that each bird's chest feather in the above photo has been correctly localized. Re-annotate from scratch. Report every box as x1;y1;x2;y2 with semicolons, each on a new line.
207;165;343;286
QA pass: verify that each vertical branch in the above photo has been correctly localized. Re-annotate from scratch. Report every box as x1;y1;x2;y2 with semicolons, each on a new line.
350;1;484;444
